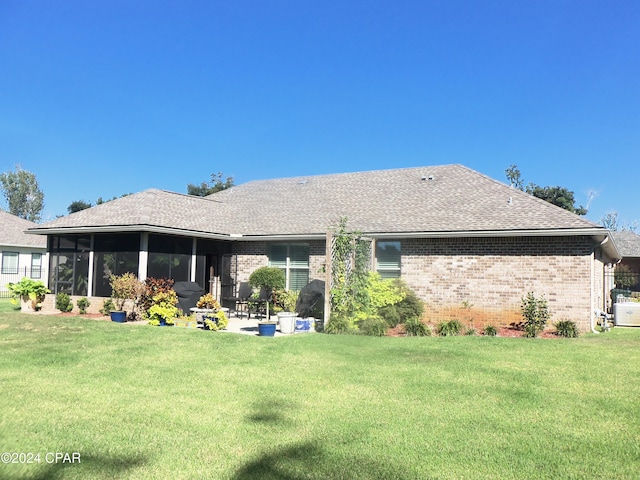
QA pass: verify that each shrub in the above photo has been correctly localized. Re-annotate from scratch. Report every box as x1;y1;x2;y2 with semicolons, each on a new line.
395;284;424;322
555;320;579;338
100;298;115;315
147;290;179;326
404;317;431;337
204;310;229;331
377;281;425;328
521;292;550;338
248;267;285;291
324;316;351;335
110;273;144;311
76;297;91;314
464;327;477;336
139;277;175;314
378;304;401;327
482;325;497;336
196;293;220;310
437;319;463;337
359;317;388;336
55;293;73;312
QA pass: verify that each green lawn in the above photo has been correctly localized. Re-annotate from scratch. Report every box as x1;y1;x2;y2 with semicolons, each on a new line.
1;313;639;479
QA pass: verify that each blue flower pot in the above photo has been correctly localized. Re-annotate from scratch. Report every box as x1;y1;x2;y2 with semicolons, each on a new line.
110;311;126;323
258;322;276;337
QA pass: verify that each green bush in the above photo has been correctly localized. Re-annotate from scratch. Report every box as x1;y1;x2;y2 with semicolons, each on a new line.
554;320;579;338
376;281;424;328
100;298;115;315
521;292;550;338
324;316;351;335
394;282;425;321
465;327;477;336
55;293;73;312
378;304;401;327
248;267;285;291
359;317;388;336
404;317;431;337
437;319;463;337
482;325;497;336
77;297;90;314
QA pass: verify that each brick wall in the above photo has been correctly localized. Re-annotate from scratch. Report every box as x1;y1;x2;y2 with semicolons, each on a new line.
401;236;598;330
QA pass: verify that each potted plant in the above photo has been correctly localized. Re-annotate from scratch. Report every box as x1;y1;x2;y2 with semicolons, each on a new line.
248;266;285;336
7;277;50;312
203;309;229;331
147;290;179;326
109;272;143;322
192;293;221;325
277;290;299;334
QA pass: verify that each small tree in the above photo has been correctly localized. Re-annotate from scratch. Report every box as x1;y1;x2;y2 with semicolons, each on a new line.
109;273;143;314
521;292;550;338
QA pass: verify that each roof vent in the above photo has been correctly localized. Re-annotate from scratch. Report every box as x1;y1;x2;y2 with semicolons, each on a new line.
508;196;513;205
298;180;308;185
421;175;435;181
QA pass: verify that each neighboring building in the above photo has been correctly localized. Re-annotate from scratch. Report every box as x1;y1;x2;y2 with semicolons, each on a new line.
26;164;620;330
0;210;48;297
611;231;640;292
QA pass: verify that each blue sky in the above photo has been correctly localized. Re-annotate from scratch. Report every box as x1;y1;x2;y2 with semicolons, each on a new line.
1;1;638;226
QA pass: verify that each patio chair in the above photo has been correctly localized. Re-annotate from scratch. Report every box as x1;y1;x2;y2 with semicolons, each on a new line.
233;282;253;318
250;286;271;319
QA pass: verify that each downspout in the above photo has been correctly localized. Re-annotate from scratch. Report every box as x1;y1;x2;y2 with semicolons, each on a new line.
590;249;598;334
590;236;611;334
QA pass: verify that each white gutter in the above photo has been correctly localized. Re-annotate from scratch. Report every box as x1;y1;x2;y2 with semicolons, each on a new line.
26;225;232;241
27;225;619;251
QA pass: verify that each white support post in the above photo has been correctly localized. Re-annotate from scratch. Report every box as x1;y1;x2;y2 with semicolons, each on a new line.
139;233;149;282
191;238;198;282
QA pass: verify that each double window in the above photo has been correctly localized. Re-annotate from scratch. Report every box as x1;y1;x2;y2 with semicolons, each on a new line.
268;244;310;291
376;241;401;279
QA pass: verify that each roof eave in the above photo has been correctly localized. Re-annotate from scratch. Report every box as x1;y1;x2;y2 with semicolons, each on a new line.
26;225;233;241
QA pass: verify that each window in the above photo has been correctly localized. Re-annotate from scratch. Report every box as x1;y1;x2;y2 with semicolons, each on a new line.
268;244;310;291
48;235;91;296
147;234;192;283
31;253;42;279
2;252;19;274
376;241;401;278
92;234;140;297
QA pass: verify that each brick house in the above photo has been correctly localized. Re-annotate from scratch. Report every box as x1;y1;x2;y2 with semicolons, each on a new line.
27;165;619;330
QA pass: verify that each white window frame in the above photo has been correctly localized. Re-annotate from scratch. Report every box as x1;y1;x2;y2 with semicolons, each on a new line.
375;241;401;278
1;251;19;275
268;243;310;291
31;253;42;279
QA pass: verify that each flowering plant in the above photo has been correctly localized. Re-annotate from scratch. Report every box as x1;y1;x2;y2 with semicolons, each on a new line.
196;293;220;310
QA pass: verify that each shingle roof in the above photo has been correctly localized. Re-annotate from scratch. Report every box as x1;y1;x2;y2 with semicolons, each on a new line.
611;231;640;257
208;164;600;235
29;164;602;238
0;210;46;248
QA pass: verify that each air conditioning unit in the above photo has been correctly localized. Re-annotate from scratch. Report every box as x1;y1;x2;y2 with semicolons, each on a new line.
614;302;640;327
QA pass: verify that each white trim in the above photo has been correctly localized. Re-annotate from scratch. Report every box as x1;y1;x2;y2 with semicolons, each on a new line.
139;233;149;282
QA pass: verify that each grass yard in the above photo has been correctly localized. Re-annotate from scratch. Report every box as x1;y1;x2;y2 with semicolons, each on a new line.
1;312;639;479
